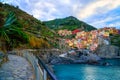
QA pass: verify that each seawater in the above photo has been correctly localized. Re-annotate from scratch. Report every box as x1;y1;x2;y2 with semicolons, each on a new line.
53;59;120;80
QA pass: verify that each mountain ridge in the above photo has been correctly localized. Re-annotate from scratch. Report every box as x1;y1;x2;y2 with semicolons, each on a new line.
43;16;96;31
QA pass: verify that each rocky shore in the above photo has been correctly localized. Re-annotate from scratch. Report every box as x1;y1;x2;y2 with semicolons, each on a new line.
1;44;120;71
40;49;100;65
40;45;120;65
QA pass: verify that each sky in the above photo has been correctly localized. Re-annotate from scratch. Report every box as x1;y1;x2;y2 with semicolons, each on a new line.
3;0;120;29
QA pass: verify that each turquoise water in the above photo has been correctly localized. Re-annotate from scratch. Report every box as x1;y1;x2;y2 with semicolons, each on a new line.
53;59;120;80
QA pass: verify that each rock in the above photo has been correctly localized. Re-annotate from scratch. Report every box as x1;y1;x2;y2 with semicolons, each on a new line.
50;56;74;64
98;37;110;45
50;56;61;64
40;49;101;65
40;51;74;64
78;50;101;64
49;49;101;64
95;45;120;58
73;59;87;63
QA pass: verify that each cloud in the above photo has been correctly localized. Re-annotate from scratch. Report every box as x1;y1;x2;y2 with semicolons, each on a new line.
108;22;120;28
100;21;120;29
77;0;120;19
59;0;70;4
30;1;58;20
4;0;84;20
88;15;120;29
91;16;120;25
28;0;83;21
3;0;120;28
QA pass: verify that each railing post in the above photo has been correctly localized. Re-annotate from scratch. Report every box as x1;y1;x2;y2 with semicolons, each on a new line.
43;69;47;80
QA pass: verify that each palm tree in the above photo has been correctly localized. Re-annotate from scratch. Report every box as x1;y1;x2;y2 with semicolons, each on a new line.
0;12;29;61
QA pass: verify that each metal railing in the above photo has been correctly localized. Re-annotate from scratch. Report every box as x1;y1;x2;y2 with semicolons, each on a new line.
37;56;58;80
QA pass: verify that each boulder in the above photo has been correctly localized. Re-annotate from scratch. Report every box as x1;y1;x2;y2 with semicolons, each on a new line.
40;51;74;64
50;56;74;64
95;45;120;58
40;49;101;64
49;49;101;64
78;50;101;64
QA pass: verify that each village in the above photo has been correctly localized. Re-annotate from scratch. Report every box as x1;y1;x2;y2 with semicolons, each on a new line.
58;27;119;51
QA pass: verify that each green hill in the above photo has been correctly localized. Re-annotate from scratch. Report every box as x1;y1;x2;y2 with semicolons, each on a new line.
43;16;96;31
0;2;57;49
0;2;56;38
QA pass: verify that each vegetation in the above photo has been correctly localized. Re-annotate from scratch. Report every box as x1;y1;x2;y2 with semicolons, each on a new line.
43;16;96;31
0;2;57;50
0;11;29;51
0;3;97;50
28;34;50;48
0;2;119;52
110;34;120;47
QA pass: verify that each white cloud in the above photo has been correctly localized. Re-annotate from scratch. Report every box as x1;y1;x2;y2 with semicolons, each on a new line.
3;0;120;28
59;0;70;4
107;22;120;28
4;0;82;20
92;16;120;25
30;1;59;20
77;0;120;19
28;0;80;20
89;15;120;29
31;2;55;18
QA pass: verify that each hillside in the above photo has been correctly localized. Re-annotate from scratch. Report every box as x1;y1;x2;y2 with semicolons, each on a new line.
0;2;56;38
43;16;96;31
0;2;58;49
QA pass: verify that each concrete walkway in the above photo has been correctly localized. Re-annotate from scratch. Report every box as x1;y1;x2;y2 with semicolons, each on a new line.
0;55;34;80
